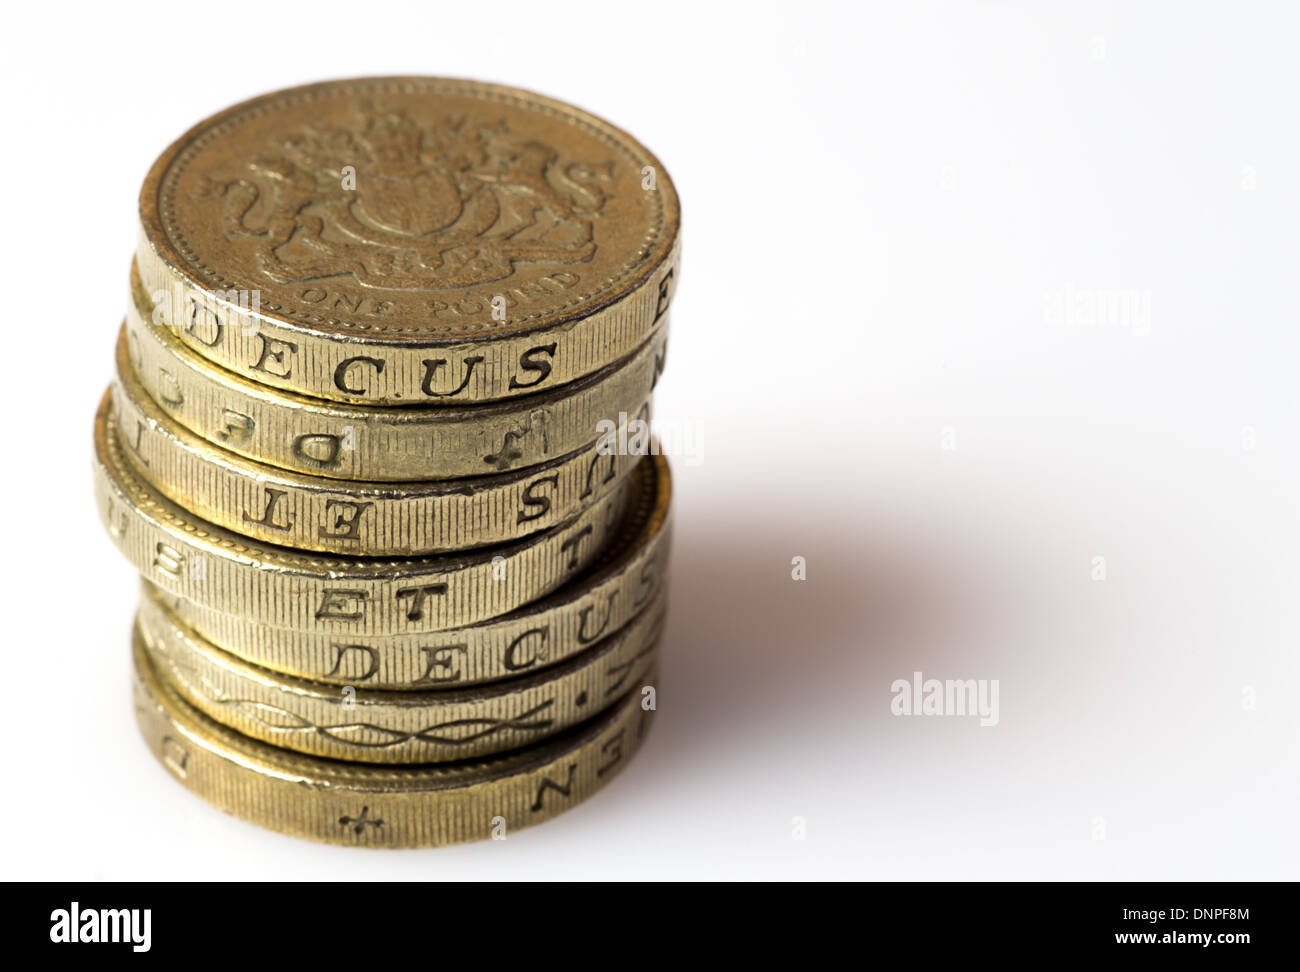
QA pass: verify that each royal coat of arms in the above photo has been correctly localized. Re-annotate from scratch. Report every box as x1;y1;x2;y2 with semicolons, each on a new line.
194;105;612;290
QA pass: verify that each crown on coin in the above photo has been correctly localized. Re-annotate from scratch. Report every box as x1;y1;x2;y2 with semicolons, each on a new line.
355;105;425;173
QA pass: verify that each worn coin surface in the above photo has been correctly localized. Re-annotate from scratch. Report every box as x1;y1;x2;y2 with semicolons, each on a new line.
139;589;664;763
95;393;644;633
136;77;680;406
126;265;667;481
112;343;644;554
153;452;671;688
133;633;657;848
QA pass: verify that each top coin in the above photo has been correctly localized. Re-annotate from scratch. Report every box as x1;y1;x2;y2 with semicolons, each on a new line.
137;77;680;405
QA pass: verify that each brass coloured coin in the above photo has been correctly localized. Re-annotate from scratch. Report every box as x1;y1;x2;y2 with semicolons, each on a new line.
95;392;644;634
151;452;671;688
112;339;644;555
126;264;668;482
133;633;657;848
136;77;680;406
138;589;664;763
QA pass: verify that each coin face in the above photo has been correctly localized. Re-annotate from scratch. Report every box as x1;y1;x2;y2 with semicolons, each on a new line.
138;77;679;403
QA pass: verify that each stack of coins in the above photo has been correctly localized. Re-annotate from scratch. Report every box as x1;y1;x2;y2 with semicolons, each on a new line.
92;78;679;848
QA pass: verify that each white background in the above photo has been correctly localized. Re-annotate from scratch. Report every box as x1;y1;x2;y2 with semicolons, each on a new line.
2;1;1297;879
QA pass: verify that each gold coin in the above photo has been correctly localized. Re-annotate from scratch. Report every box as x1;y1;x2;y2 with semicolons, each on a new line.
95;392;644;633
133;631;657;847
152;452;671;688
126;265;667;481
136;76;680;406
138;588;664;763
112;340;645;555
